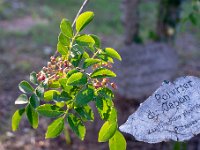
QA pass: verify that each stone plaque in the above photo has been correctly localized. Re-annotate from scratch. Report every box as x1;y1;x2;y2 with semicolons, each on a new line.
120;76;200;143
114;42;177;100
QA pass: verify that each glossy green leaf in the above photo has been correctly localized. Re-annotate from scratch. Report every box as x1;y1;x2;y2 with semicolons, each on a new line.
90;34;101;48
75;34;95;47
76;87;94;105
60;18;73;38
49;80;61;88
37;104;64;117
76;11;94;32
30;94;40;108
26;104;39;129
98;121;117;142
57;42;68;55
109;130;126;150
75;105;94;121
45;117;64;139
44;90;60;101
71;44;84;56
67;72;87;86
58;33;70;46
12;108;25;131
30;72;38;85
91;68;116;78
19;80;34;93
104;48;122;61
36;85;44;98
67;114;86;140
83;58;101;69
97;87;114;99
15;94;28;105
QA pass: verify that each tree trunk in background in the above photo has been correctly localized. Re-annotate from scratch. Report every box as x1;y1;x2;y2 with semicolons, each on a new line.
156;0;182;41
121;0;141;45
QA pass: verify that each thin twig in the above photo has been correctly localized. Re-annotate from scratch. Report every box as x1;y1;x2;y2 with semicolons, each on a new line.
72;0;89;27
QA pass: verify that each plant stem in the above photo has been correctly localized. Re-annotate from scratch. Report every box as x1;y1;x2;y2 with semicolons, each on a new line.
72;0;90;27
53;0;89;57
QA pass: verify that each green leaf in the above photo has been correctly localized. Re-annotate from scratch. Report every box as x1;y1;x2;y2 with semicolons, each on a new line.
30;72;38;85
97;54;114;63
15;94;28;105
58;33;70;46
90;34;101;48
96;97;113;120
49;80;61;88
53;91;72;102
60;18;73;38
108;108;117;122
37;104;64;117
67;114;86;140
67;72;87;86
76;87;94;105
19;80;34;93
66;69;79;78
97;87;114;99
98;121;117;142
30;94;40;108
26;104;39;129
83;58;101;69
104;48;122;61
76;11;94;32
109;130;126;150
83;52;90;59
75;34;95;47
45;117;64;139
44;90;60;101
36;85;44;98
91;68;116;78
75;105;94;121
57;42;68;55
12;108;25;131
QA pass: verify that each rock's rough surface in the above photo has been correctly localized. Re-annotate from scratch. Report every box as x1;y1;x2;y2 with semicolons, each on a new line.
120;76;200;143
114;43;178;100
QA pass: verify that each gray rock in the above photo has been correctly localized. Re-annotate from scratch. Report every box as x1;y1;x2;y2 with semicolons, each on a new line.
120;76;200;143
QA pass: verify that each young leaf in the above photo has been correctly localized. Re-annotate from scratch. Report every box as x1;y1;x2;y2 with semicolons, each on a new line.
76;87;94;105
75;34;95;47
12;108;25;131
15;94;28;105
37;104;65;117
98;121;117;142
75;105;94;121
45;117;64;139
76;11;94;32
60;19;73;38
108;108;117;122
104;48;122;61
58;33;70;46
67;72;87;86
19;81;34;93
26;104;39;129
83;58;101;69
91;68;116;78
67;114;86;140
109;130;126;150
30;72;38;85
30;94;40;108
57;42;68;55
44;90;60;101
